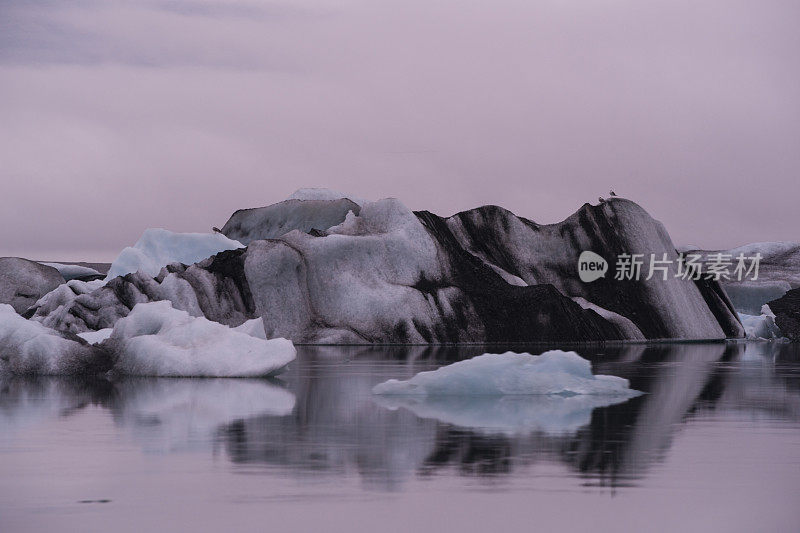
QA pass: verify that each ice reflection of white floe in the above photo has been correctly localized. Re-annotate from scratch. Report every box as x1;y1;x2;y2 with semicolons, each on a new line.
2;342;799;494
374;393;637;436
0;378;97;441
0;377;296;453
110;379;295;452
717;342;800;420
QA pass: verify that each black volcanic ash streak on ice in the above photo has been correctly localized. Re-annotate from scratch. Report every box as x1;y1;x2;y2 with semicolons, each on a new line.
26;197;743;343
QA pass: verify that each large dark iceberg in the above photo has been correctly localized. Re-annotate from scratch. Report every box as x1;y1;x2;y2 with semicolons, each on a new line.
24;194;744;343
0;257;64;314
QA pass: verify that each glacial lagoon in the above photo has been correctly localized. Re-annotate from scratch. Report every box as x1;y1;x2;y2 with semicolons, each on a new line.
1;342;799;532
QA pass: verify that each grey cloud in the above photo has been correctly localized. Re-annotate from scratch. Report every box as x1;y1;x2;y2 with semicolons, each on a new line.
0;0;798;260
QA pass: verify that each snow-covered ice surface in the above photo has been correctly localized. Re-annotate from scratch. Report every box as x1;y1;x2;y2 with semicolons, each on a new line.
105;301;295;377
27;279;105;332
372;351;642;397
738;305;785;340
220;197;360;245
105;228;244;281
81;318;266;345
2;300;295;377
246;197;451;343
25;197;744;343
0;304;100;375
287;187;366;206
232;318;267;339
77;328;113;344
40;262;101;281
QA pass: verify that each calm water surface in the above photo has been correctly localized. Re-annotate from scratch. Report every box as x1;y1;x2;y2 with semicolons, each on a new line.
1;343;799;532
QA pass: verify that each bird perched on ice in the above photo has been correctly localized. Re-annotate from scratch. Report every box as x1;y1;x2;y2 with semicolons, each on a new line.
609;189;617;197
598;196;605;203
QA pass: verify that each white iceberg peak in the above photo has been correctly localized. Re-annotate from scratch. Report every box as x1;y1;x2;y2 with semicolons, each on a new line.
105;228;244;282
287;187;367;206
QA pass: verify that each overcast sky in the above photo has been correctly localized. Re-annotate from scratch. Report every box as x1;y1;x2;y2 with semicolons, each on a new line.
1;0;798;261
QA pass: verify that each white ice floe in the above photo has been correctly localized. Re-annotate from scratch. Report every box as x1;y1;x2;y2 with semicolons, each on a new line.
40;262;101;281
738;305;785;341
106;301;295;377
0;304;98;375
372;351;642;397
372;351;641;435
105;228;244;281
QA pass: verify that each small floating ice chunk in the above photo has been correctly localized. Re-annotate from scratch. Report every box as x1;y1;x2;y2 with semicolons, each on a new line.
372;351;642;397
105;228;244;281
738;305;784;341
106;301;295;377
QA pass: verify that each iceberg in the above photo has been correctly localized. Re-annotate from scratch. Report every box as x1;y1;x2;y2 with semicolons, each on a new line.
0;257;64;314
723;281;791;315
28;197;744;343
220;197;360;245
105;228;244;281
692;242;800;312
80;317;266;345
40;262;102;281
232;317;268;339
287;187;366;206
372;351;642;397
104;301;295;377
0;304;106;375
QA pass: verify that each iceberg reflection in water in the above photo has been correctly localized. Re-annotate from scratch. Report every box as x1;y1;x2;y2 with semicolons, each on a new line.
1;342;799;531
